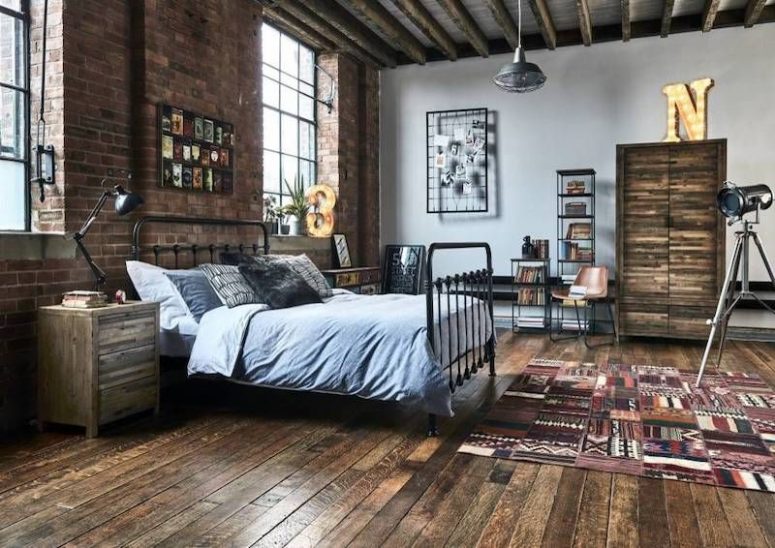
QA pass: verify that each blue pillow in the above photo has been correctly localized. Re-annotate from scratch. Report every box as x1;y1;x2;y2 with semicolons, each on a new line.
164;269;223;322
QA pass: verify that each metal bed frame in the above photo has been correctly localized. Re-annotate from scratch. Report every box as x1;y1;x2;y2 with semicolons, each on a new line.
131;216;496;436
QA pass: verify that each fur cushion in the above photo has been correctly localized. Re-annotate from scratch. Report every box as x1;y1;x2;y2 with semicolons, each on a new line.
238;260;322;309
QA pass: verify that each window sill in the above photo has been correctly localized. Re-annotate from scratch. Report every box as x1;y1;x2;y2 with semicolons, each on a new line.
0;232;77;261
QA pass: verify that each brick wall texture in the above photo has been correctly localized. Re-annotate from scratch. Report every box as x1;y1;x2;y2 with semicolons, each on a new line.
0;0;381;433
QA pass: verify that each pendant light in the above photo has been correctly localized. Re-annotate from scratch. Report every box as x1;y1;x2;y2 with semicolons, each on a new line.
493;0;547;93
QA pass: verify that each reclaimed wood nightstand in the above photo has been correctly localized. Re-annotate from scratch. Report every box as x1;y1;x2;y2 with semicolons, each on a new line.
37;301;160;437
320;267;381;295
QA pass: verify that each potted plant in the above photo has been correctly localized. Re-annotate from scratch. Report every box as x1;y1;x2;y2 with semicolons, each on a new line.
263;195;281;235
282;176;309;236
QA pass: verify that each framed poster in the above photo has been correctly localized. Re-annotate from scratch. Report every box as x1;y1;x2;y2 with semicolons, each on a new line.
332;233;352;268
159;104;234;194
382;245;426;295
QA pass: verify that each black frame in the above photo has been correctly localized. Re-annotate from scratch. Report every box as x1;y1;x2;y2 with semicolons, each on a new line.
332;233;351;268
382;244;426;295
0;0;31;231
426;107;489;214
261;22;317;206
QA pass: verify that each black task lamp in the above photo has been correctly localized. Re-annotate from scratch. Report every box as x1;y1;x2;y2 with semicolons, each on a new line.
73;180;144;291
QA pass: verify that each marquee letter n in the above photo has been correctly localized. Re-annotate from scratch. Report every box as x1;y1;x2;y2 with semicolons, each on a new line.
662;78;715;142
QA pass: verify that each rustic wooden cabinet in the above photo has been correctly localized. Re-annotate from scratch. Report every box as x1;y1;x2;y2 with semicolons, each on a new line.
616;140;726;339
38;301;160;437
320;267;381;295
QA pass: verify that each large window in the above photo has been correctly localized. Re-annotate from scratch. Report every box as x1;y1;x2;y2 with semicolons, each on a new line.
0;0;28;231
261;24;316;209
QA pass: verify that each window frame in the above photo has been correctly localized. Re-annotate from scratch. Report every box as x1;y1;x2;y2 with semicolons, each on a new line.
0;0;31;232
261;22;318;211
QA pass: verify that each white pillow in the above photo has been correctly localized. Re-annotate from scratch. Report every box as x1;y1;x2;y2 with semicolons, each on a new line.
126;260;199;335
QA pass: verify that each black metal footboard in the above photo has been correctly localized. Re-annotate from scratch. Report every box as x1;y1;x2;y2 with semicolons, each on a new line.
426;242;495;436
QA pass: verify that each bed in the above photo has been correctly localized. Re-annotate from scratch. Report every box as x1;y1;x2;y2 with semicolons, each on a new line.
129;216;495;435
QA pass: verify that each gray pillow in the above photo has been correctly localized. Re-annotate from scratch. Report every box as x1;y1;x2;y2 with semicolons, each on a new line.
164;270;222;322
200;264;261;308
265;254;332;299
239;261;322;309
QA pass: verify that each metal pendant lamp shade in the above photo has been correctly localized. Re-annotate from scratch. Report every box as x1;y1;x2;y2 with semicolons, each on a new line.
114;185;144;216
493;0;547;93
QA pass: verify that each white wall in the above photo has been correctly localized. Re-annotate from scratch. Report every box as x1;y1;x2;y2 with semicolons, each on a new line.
380;25;775;290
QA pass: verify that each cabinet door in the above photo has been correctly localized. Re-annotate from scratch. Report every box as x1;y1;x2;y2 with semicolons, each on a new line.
618;146;670;301
668;143;722;303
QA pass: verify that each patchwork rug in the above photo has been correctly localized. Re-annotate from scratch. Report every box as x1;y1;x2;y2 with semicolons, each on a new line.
458;358;775;492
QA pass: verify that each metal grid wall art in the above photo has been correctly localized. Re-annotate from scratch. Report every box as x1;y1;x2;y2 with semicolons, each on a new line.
426;108;488;213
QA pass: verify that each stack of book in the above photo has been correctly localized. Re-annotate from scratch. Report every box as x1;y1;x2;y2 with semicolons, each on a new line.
561;318;590;331
514;265;546;284
534;239;550;259
565;180;587;194
564;202;587;216
61;290;108;309
516;316;546;329
517;288;545;305
562;242;593;261
566;223;592;239
561;273;577;285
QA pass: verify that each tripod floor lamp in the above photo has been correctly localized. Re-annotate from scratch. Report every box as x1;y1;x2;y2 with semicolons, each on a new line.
697;183;775;386
73;182;144;291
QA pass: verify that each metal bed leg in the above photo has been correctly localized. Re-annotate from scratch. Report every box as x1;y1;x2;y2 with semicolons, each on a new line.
487;338;496;377
427;414;439;437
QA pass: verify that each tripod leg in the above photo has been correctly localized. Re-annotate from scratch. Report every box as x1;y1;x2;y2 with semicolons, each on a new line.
715;241;744;367
698;236;743;387
752;232;775;288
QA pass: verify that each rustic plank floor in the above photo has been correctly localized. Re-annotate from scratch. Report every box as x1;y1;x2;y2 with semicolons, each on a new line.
2;333;775;547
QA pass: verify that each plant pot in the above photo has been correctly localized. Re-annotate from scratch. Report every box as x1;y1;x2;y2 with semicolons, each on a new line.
266;221;278;235
280;224;290;235
287;219;303;236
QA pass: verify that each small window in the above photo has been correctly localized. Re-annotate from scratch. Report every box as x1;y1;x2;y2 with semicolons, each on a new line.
261;23;316;211
0;0;29;230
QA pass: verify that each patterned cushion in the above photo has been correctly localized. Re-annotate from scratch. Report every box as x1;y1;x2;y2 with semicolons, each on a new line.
266;254;332;299
199;263;260;308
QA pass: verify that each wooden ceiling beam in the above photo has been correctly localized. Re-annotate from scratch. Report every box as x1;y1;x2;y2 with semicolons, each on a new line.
621;0;631;41
576;0;593;45
482;0;520;50
701;0;721;31
744;0;767;26
390;0;457;60
436;0;490;57
527;0;558;49
661;0;676;36
276;1;397;67
335;0;426;64
262;6;337;51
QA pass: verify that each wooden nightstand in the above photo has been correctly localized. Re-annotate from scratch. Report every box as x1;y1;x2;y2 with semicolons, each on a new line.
37;301;160;437
321;267;381;295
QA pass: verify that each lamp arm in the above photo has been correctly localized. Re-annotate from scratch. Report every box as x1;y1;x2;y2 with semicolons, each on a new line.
75;187;113;238
74;235;106;290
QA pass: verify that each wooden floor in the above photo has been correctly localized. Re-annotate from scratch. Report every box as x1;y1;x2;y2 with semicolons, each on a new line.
2;333;775;547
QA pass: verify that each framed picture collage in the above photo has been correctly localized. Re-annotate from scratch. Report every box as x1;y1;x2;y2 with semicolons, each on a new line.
159;104;235;194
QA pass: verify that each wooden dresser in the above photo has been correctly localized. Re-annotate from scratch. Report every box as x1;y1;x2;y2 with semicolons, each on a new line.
616;140;726;339
321;267;381;295
38;301;160;437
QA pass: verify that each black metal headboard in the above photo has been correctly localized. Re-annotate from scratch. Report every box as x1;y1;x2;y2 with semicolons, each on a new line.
131;216;270;268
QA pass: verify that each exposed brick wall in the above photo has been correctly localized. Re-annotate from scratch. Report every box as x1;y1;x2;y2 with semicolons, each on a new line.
0;0;380;434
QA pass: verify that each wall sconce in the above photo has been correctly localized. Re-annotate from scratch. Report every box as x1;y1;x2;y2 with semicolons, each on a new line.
31;144;56;201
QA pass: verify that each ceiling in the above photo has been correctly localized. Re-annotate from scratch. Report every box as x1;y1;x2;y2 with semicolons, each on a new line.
260;0;775;67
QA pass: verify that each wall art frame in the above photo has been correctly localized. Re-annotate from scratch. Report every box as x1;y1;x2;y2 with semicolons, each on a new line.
382;244;426;295
158;103;235;194
426;107;489;214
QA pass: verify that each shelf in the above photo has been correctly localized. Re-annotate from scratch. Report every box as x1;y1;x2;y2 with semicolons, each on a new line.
558;193;593;198
513;282;549;287
559;215;594;219
511;258;550;262
558;259;594;263
559;238;593;242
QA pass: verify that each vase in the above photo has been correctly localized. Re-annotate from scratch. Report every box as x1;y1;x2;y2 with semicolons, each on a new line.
287;219;302;236
280;224;290;235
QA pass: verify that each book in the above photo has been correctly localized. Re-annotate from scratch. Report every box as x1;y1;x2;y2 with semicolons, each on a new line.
566;223;592;239
62;290;108;308
564;201;587;216
565;179;587;194
569;285;587;298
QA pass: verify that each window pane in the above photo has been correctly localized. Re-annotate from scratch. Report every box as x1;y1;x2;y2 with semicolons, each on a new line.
263;107;279;151
299;160;313;190
299;82;314;98
280;86;298;115
263;150;280;193
280;72;298;90
262;25;280;68
0;15;24;87
0;160;25;230
263;64;279;81
280;33;298;77
0;1;21;10
281;114;298;156
0;87;24;159
281;154;298;191
299;95;314;122
300;46;314;84
299;121;314;160
263;76;278;108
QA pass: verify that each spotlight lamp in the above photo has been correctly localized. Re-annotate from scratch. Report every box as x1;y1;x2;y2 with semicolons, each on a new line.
717;182;773;221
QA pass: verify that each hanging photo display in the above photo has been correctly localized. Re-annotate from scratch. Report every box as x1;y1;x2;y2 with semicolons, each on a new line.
158;104;235;194
426;108;488;213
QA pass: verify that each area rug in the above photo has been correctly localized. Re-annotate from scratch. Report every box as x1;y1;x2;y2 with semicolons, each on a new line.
458;358;775;492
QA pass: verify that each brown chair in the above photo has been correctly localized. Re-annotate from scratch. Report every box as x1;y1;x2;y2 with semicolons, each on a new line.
549;266;618;347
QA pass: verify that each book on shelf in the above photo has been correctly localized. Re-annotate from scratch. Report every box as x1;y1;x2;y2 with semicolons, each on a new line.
516;316;546;328
561;274;577;284
565;180;587;194
516;288;546;305
562;242;593;261
561;319;590;331
561;298;588;307
569;285;587;298
61;290;108;308
565;222;592;239
514;265;546;284
564;201;587;216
